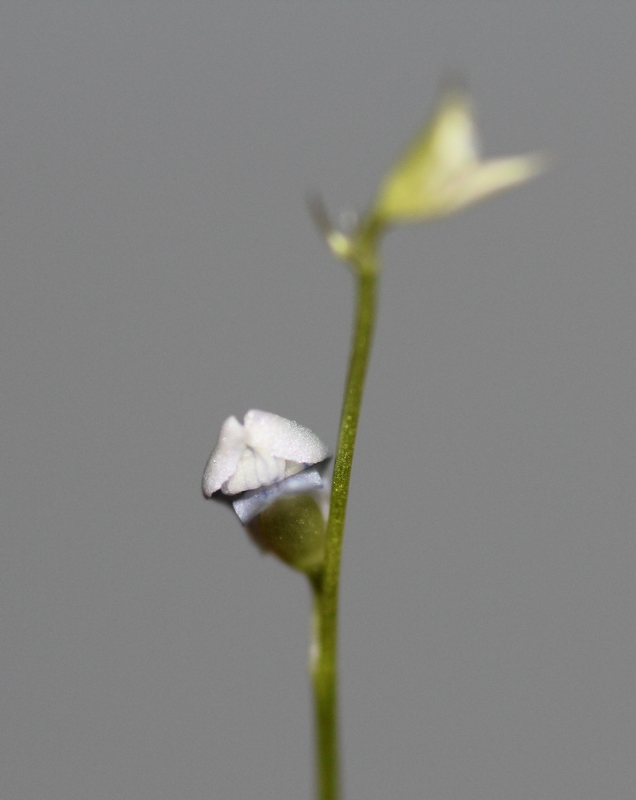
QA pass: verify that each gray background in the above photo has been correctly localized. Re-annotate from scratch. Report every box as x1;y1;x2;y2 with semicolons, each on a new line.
2;4;635;799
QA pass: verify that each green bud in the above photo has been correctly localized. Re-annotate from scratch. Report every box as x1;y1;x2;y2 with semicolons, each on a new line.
247;493;326;577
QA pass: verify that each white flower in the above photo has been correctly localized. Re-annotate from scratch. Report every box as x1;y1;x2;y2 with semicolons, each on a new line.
202;409;329;497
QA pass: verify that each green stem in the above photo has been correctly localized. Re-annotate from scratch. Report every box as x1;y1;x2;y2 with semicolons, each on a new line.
310;237;380;800
310;576;339;800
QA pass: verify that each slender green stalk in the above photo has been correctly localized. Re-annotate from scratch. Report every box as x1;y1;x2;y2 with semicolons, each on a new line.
310;575;339;800
310;228;380;800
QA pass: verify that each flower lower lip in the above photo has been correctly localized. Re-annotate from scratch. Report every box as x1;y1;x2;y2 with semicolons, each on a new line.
231;465;328;524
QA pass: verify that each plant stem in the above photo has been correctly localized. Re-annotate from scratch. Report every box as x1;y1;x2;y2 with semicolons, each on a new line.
310;576;339;800
310;239;379;800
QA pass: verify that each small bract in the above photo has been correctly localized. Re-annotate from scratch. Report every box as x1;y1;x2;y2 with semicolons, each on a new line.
202;409;329;497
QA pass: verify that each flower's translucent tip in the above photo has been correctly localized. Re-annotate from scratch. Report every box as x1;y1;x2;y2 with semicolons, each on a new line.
307;192;354;261
306;192;333;238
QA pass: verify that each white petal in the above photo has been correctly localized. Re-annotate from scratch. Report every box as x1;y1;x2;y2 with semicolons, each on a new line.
201;416;246;497
450;154;546;211
243;409;329;466
223;450;287;495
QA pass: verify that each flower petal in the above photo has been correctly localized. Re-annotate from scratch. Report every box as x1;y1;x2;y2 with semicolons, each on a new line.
223;449;288;495
243;409;329;466
201;415;246;497
448;155;546;213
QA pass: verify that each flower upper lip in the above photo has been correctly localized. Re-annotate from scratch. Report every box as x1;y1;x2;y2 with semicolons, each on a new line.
202;409;329;497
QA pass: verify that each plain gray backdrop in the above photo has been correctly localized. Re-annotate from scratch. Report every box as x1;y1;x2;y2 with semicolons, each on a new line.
2;4;635;799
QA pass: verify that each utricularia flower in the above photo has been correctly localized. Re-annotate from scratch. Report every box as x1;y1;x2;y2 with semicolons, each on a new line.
202;410;330;575
370;87;545;224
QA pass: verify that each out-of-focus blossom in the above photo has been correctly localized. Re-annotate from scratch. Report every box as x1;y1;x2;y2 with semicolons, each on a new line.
371;89;545;224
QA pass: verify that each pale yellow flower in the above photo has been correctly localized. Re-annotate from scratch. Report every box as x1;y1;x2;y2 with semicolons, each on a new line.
372;89;545;223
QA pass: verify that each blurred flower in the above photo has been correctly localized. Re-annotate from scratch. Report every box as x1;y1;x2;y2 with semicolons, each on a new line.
371;88;545;224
